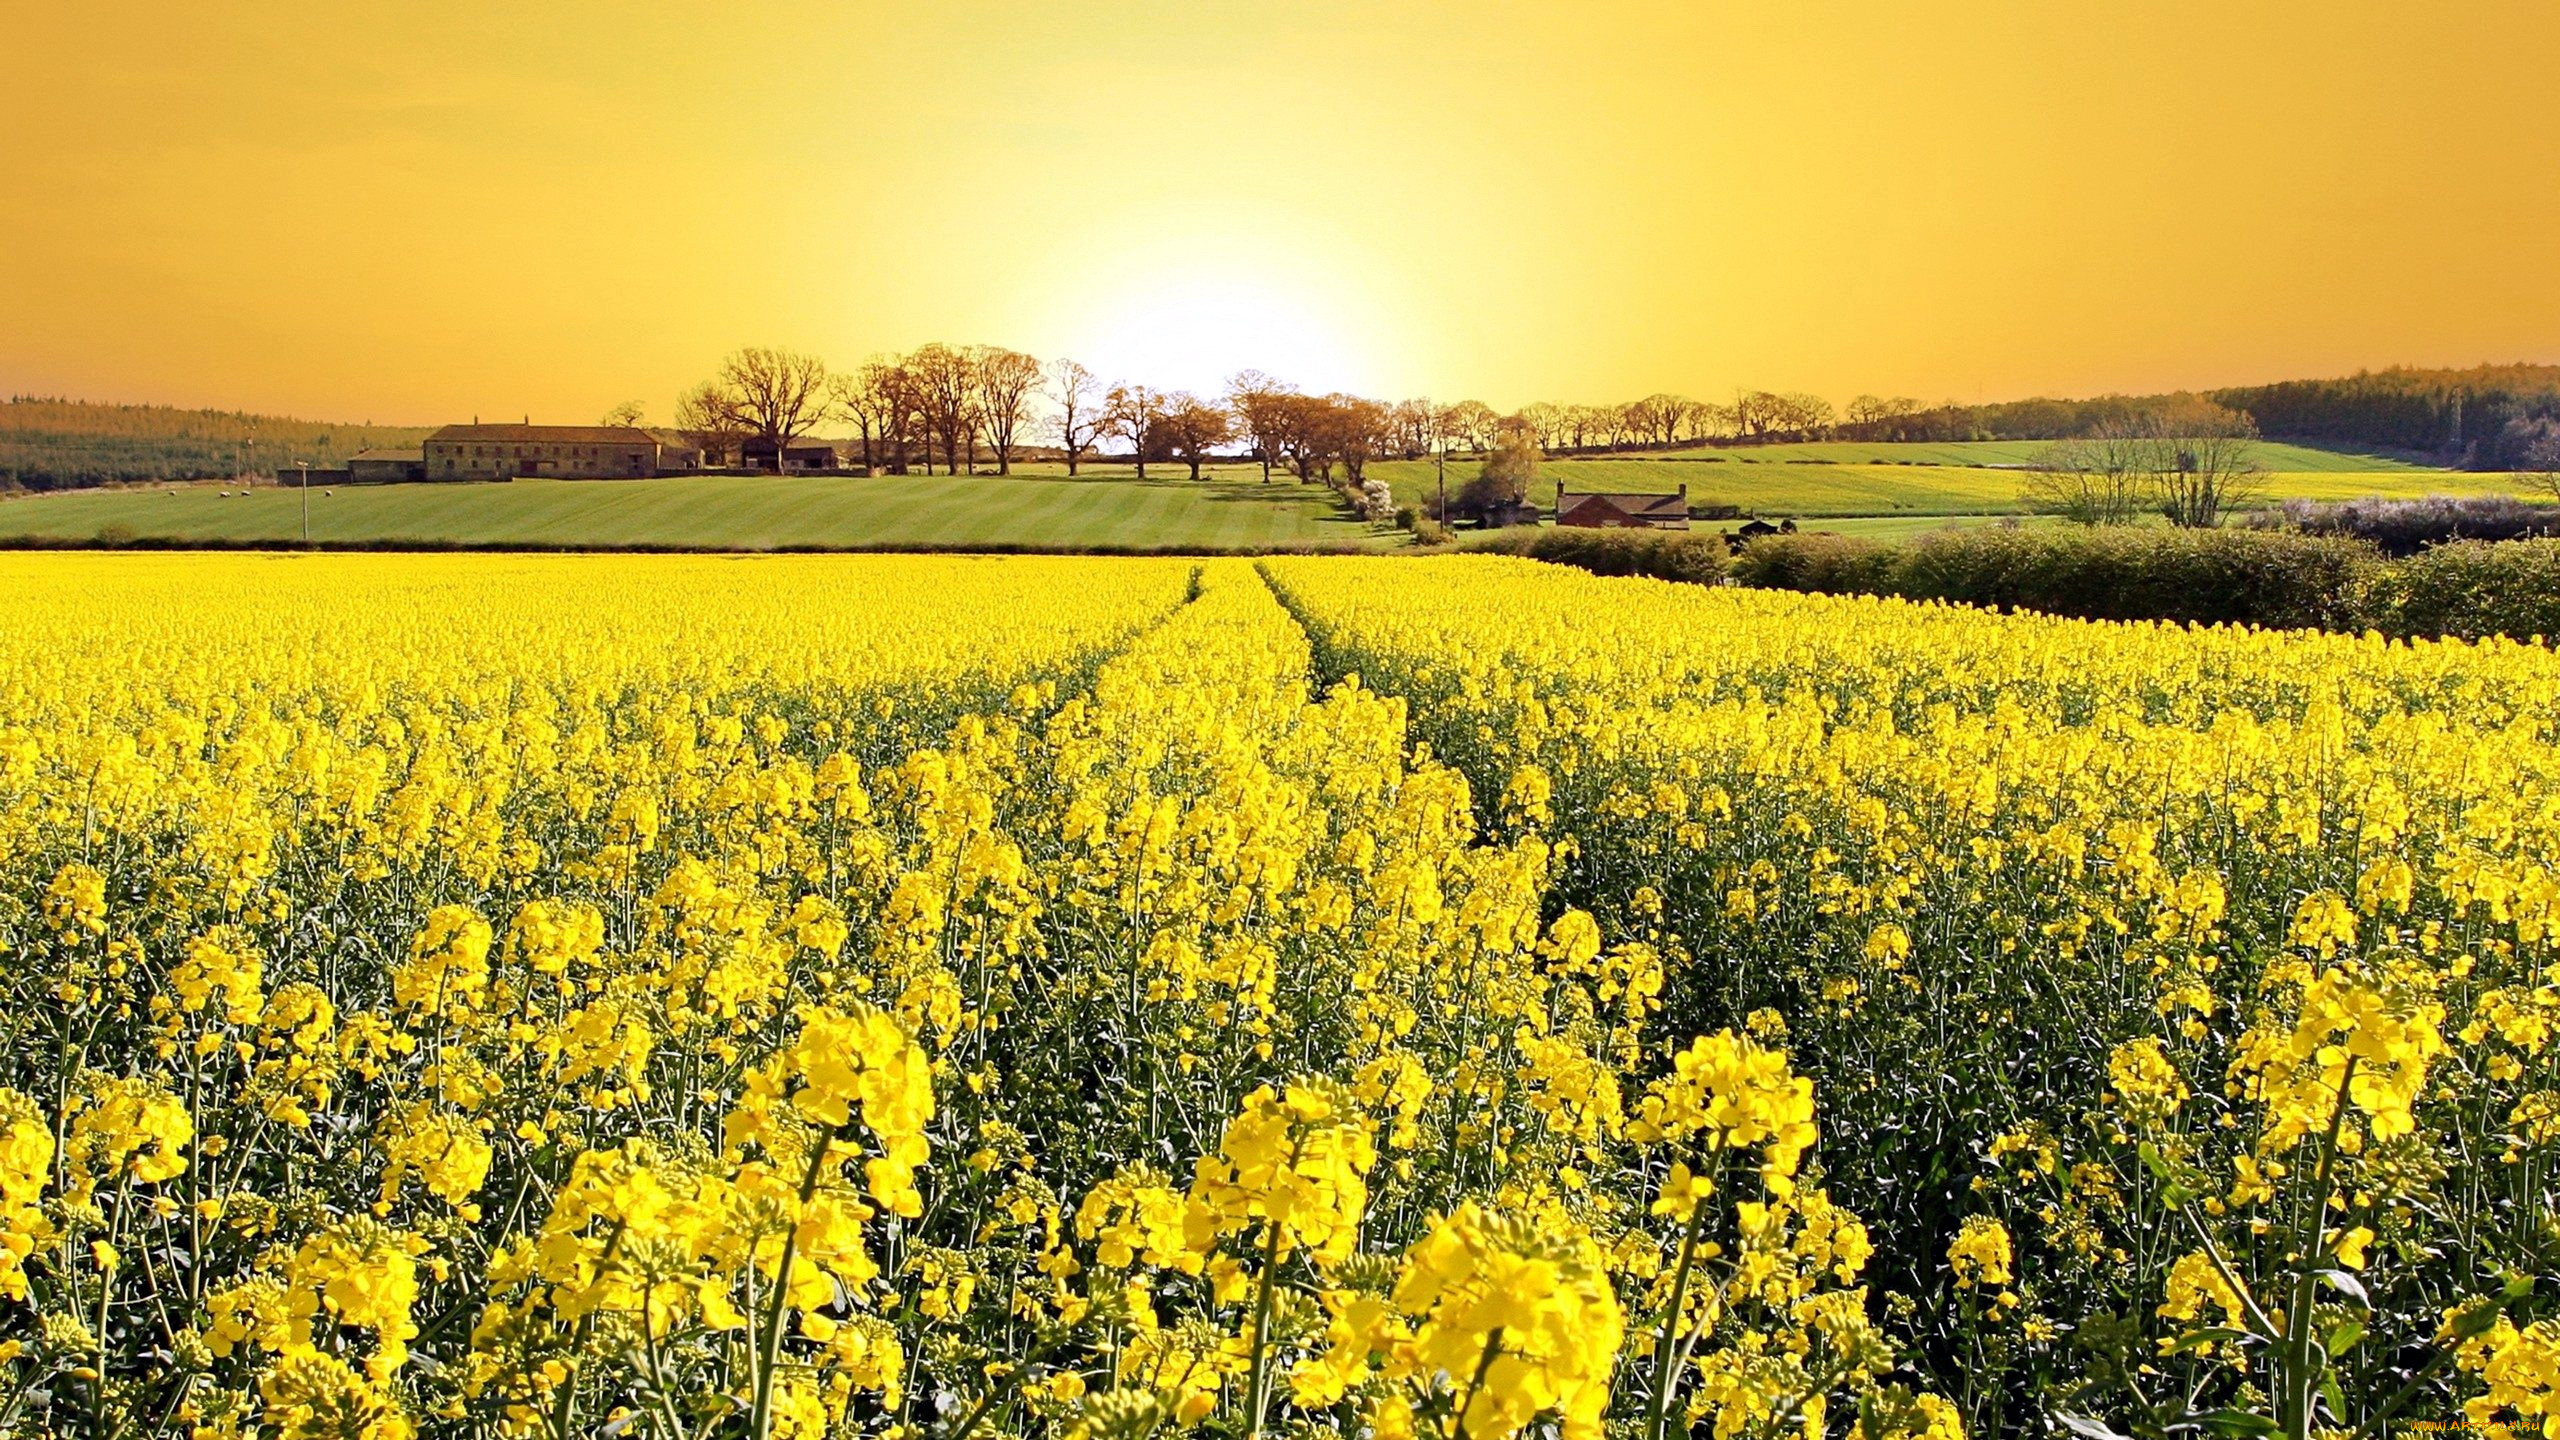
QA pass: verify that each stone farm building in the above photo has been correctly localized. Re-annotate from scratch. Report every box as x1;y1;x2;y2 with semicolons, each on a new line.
422;424;706;480
1555;483;1692;529
348;448;426;483
285;425;851;484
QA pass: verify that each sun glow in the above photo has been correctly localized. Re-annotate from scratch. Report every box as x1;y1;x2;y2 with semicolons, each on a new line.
3;1;2557;421
1068;261;1372;401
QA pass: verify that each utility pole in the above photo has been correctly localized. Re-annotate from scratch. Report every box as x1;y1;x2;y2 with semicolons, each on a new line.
297;461;310;544
1434;441;1447;525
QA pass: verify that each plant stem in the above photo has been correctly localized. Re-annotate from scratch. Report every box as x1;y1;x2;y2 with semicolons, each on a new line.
1241;1214;1288;1440
750;1128;840;1440
1644;1188;1711;1440
2285;1053;2359;1440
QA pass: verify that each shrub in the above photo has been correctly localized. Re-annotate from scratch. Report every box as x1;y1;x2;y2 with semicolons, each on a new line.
2257;493;2560;556
1735;526;2382;630
1908;527;2379;628
2372;538;2560;640
1475;525;1728;584
1726;531;1899;594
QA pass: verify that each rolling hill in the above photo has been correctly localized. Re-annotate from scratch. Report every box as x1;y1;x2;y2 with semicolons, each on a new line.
0;397;433;488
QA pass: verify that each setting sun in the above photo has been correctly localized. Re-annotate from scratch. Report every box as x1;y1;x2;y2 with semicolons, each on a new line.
1069;259;1374;400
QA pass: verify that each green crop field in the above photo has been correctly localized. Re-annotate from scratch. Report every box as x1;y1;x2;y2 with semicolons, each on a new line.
1608;438;2440;470
1375;457;2529;520
0;464;1390;550
4;451;2533;552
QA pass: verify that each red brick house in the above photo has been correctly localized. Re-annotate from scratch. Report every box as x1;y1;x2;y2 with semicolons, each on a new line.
1556;483;1691;529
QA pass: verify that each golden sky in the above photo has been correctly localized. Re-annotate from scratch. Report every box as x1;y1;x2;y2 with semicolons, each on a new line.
6;0;2558;425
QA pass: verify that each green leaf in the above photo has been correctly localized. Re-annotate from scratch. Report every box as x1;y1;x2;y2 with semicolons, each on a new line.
2164;1326;2253;1356
2448;1298;2510;1340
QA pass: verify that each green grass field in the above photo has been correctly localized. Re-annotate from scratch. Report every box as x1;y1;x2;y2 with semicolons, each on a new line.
1375;458;2529;520
1608;438;2438;470
0;464;1390;550
4;449;2532;551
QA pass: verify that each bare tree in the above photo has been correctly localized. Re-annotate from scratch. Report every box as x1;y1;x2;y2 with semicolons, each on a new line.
907;344;980;475
834;359;911;475
1731;390;1793;441
1387;399;1438;459
1844;394;1922;428
971;347;1044;475
1048;359;1106;476
1159;394;1235;480
600;401;646;428
1436;400;1498;455
1775;392;1836;440
2028;401;2264;527
2512;422;2560;501
2028;425;2155;525
688;348;832;471
2148;400;2262;528
1225;371;1297;482
1517;403;1567;451
1104;383;1167;478
674;382;751;468
2530;443;2560;501
1627;393;1701;447
878;363;927;474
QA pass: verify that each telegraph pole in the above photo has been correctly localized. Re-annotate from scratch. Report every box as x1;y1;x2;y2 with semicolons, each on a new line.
297;461;310;544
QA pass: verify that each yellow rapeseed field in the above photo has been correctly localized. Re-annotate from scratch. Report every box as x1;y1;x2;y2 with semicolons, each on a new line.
3;553;2555;1440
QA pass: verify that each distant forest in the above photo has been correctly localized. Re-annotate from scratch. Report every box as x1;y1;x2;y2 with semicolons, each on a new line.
0;397;431;491
1837;364;2560;469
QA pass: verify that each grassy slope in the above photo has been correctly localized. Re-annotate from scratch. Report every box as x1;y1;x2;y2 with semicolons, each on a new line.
1605;438;2438;470
0;464;1390;550
6;445;2519;551
0;398;435;483
1375;458;2527;519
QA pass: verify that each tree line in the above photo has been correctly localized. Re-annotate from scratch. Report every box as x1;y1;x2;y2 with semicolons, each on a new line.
0;397;433;491
657;345;1923;490
1829;365;2560;471
664;347;1442;489
15;357;2560;495
2207;364;2560;469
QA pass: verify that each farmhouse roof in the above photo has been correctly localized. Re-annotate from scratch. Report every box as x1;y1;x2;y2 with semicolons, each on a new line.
427;424;659;445
1559;490;1689;519
349;446;423;462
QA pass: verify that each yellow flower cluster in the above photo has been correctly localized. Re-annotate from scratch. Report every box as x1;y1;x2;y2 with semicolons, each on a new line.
1382;1201;1624;1440
4;549;2556;1436
1184;1081;1377;1265
1261;555;2560;1429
